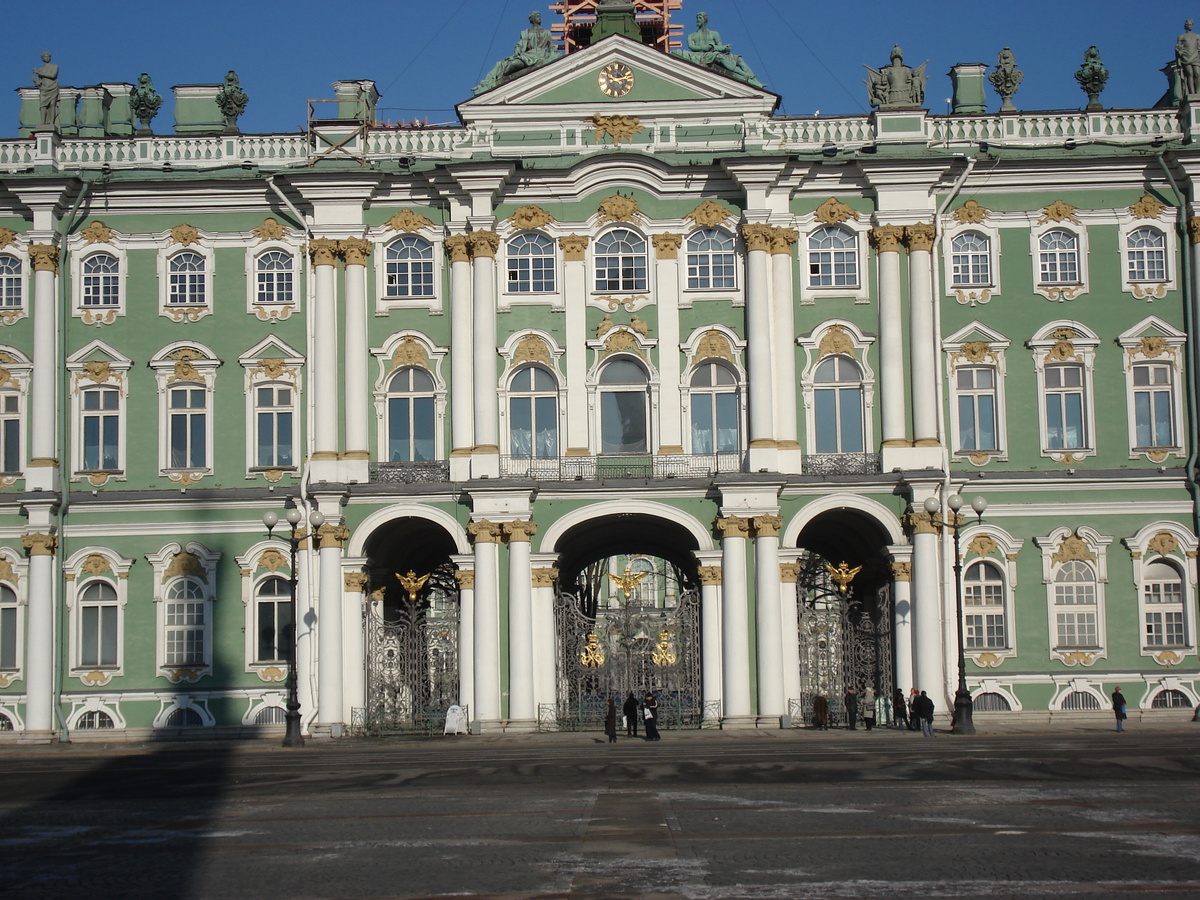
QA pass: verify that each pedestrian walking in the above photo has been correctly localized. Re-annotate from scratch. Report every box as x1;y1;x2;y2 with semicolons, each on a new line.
916;690;935;737
862;687;876;730
623;692;639;738
1112;686;1127;732
604;698;618;743
642;692;660;741
892;687;909;729
908;688;921;731
844;687;858;730
813;694;829;730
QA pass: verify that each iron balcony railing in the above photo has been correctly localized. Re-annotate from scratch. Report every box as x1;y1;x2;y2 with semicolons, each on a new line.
369;460;450;484
801;452;882;475
499;452;746;480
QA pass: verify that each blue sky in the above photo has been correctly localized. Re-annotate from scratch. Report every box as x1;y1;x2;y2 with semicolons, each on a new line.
2;1;1190;134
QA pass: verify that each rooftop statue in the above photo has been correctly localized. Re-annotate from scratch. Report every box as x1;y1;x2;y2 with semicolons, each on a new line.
988;47;1023;112
1177;19;1200;97
215;70;249;133
1074;45;1108;110
865;45;927;109
673;12;764;88
32;52;59;130
473;11;560;95
130;73;163;136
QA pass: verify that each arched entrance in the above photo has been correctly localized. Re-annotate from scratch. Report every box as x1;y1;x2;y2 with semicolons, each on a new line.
795;509;895;727
357;517;461;734
549;512;703;731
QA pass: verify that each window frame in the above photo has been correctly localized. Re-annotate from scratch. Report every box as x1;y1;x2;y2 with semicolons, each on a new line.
1035;526;1112;665
63;548;132;684
804;224;861;293
1029;223;1089;302
684;228;738;293
504;363;561;459
0;347;31;481
158;242;215;322
685;359;743;457
503;231;558;296
1118;318;1186;463
375;232;443;314
0;554;26;683
1124;521;1199;665
593;228;649;294
945;325;1010;464
239;339;304;481
150;343;220;483
146;542;221;683
595;355;653;455
72;246;126;325
66;341;131;486
236;541;301;680
958;525;1021;664
371;333;448;463
942;221;1002;308
1029;323;1099;463
1118;218;1176;301
0;251;26;323
246;243;301;320
798;321;876;457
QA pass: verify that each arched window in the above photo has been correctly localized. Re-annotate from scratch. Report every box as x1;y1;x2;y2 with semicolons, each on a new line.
164;579;206;666
1132;362;1175;449
255;706;286;725
1044;363;1086;450
950;232;991;286
1143;559;1186;648
598;359;649;453
0;255;20;308
82;253;120;307
689;361;739;455
813;356;864;453
0;584;17;671
508;365;558;458
973;692;1011;712
594;230;647;292
1053;559;1099;649
386;366;436;462
385;236;434;298
506;233;555;293
1038;230;1079;284
1151;689;1191;708
963;561;1007;649
255;250;293;305
164;707;203;728
79;581;118;668
1061;690;1101;711
686;229;736;290
807;226;858;288
77;710;115;729
255;576;293;664
1127;227;1166;283
168;251;207;305
955;366;998;452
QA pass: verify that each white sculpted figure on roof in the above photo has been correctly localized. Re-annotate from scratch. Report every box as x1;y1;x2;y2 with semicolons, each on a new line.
673;12;763;88
473;11;560;95
32;52;59;129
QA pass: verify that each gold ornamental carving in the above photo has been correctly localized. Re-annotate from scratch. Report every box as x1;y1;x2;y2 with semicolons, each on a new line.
1145;448;1171;463
0;228;16;250
0;368;15;391
1154;649;1183;667
597;193;641;224
601;330;645;360
344;572;368;593
715;516;752;539
76;360;115;387
257;549;288;573
825;561;861;595
559;234;589;261
770;227;799;255
167;348;204;383
905;510;939;536
164;550;207;582
1056;650;1096;667
814;198;860;225
170;224;200;246
467;520;503;544
513;334;552;366
1130;335;1171;361
974;651;1003;668
258;666;286;683
22;533;57;557
0;673;14;688
652;233;682;259
444;234;469;263
590;113;644;145
81;553;112;576
251;358;295;381
467;231;500;259
580;632;605;667
596;295;646;312
1129;194;1166;220
385;210;435;233
752;515;783;538
629;313;648;337
1147;531;1179;557
780;562;801;583
0;558;17;585
532;567;559;588
956;341;994;365
387;337;430;373
81;221;113;244
503;520;538;543
698;565;722;585
890;561;912;582
685;200;735;229
340;237;371;266
1037;200;1080;225
595;314;614;339
80;670;112;687
162;667;203;684
869;224;904;253
1052;533;1095;563
308;238;339;267
29;244;60;274
696;330;733;362
608;566;649;600
952;199;990;224
1047;339;1078;362
903;223;936;253
507;205;555;230
966;534;998;558
454;569;475;589
396;570;431;602
1131;282;1167;301
253;217;288;242
817;324;856;360
740;223;773;253
651;629;677;666
316;523;350;550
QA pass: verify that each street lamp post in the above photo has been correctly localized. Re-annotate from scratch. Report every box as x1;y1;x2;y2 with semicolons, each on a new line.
262;506;326;748
924;493;987;736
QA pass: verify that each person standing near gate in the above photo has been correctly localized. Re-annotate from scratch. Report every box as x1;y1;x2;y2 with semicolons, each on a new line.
844;687;858;730
604;698;618;743
892;687;909;729
1112;686;1128;732
623;692;640;738
862;686;876;731
642;692;660;741
915;690;935;737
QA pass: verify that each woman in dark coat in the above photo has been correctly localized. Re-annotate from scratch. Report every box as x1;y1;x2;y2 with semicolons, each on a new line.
604;698;618;743
642;693;660;741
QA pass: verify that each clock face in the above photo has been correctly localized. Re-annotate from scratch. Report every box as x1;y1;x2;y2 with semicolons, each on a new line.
598;62;634;98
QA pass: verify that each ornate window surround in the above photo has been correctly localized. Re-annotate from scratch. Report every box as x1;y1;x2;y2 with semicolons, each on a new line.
0;548;27;687
498;331;566;457
373;227;444;315
1117;215;1176;302
370;332;448;462
70;235;128;326
146;541;221;684
498;229;563;310
1123;521;1199;666
683;226;740;295
66;340;132;486
584;326;660;454
797;320;876;456
0;245;28;325
237;540;298;681
1028;320;1099;463
1029;220;1089;302
149;342;221;485
944;322;1010;465
798;214;870;305
941;219;1002;307
1049;677;1109;712
0;346;32;483
589;225;652;306
63;547;133;686
245;241;302;321
680;326;747;456
157;237;216;322
1117;317;1186;463
1034;525;1112;667
959;524;1023;667
238;337;304;482
153;696;215;729
66;696;125;731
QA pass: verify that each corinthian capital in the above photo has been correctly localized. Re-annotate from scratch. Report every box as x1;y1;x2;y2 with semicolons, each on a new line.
740;223;774;253
22;532;58;556
444;234;469;263
339;237;372;266
308;238;340;267
29;243;60;274
752;515;783;538
869;225;904;253
467;230;500;259
715;516;752;539
503;519;538;543
467;520;503;543
316;523;350;549
903;223;936;253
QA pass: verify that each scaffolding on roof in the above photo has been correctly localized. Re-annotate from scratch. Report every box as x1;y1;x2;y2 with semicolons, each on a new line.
550;0;683;55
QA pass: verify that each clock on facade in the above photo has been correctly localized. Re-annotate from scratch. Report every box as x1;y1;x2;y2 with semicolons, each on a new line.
598;62;634;97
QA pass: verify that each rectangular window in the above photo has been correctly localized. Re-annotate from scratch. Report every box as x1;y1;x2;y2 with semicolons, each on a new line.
255;386;294;468
1045;365;1085;450
165;600;205;665
82;388;119;471
1133;364;1174;448
0;393;19;473
0;605;15;669
81;603;118;667
169;387;207;469
965;614;1006;650
256;599;292;663
956;368;998;452
1055;611;1098;648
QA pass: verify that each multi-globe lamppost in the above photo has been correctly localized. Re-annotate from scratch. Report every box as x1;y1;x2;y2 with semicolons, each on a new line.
262;506;326;748
923;493;987;736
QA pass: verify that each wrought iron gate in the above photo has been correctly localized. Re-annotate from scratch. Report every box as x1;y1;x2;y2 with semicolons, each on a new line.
551;576;701;731
795;552;892;727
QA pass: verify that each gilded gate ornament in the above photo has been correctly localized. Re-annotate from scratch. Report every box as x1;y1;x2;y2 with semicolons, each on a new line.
651;629;677;666
397;570;431;603
608;565;650;600
580;632;605;667
825;561;861;594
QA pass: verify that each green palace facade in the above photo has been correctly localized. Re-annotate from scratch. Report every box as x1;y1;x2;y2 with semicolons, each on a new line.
2;2;1200;740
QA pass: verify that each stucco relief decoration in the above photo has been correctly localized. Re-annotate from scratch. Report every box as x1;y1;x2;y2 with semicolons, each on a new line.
952;199;990;224
629;313;649;337
507;206;555;230
253;217;288;242
597;194;641;224
163;550;207;583
257;666;286;683
345;572;369;593
531;567;558;588
685;200;734;229
82;553;112;577
513;334;551;366
739;224;773;253
596;295;647;312
80;670;112;686
454;569;475;589
387;337;430;373
814;198;859;225
81;221;113;244
1057;650;1097;667
1052;533;1096;564
590;113;644;145
974;651;1003;668
559;234;589;261
966;534;999;559
601;330;646;360
1147;531;1179;558
257;549;288;573
0;558;17;586
385;210;435;233
1189;217;1200;246
652;233;682;259
1047;335;1079;362
444;234;469;264
0;228;16;250
0;367;17;391
951;341;996;371
171;224;201;246
1132;282;1168;302
1154;649;1183;667
251;357;297;382
73;360;117;391
1129;194;1166;220
890;561;912;581
1037;200;1081;225
869;224;904;253
167;349;204;383
595;314;614;339
696;330;733;362
817;324;857;360
163;667;203;684
1127;335;1173;364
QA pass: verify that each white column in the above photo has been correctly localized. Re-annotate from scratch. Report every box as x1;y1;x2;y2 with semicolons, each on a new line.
779;553;802;716
872;226;907;448
27;245;59;492
341;240;371;470
531;564;558;716
717;516;753;722
652;235;684;453
905;225;938;445
468;521;502;726
309;240;340;461
770;229;800;471
698;563;723;721
560;236;590;456
889;547;915;697
341;566;367;722
741;225;776;470
504;520;536;726
314;518;346;734
453;563;476;719
469;232;500;477
910;512;946;706
21;530;56;738
296;534;317;732
753;516;784;720
446;235;473;480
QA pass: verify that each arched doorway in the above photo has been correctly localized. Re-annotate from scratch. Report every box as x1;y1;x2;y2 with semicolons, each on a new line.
795;509;895;727
550;513;703;731
358;517;460;734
